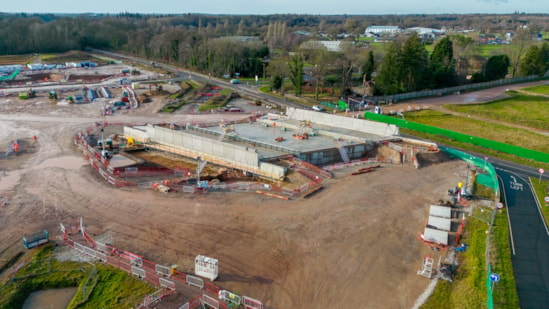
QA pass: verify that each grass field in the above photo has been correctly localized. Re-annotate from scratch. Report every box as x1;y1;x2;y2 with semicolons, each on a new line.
521;84;549;95
477;44;506;57
0;54;33;65
401;109;549;153
0;245;154;308
444;94;549;130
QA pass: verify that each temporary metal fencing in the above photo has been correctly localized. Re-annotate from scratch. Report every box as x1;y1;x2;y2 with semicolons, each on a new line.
202;294;220;309
156;264;172;277
159;277;176;290
186;275;205;289
131;266;147;279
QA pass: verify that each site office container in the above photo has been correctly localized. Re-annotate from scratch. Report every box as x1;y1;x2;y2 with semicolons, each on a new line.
23;230;49;249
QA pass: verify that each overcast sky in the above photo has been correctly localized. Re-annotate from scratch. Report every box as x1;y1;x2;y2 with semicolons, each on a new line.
1;0;546;15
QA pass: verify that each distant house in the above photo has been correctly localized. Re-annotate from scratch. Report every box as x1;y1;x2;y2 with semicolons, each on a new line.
406;27;445;40
300;40;352;52
365;26;400;36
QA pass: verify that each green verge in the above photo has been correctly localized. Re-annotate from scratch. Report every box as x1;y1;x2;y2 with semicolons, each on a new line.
491;207;520;308
444;94;549;131
0;245;155;309
521;85;549;95
421;216;488;308
398;110;549;171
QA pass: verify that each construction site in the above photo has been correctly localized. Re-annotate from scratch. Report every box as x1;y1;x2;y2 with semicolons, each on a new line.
0;55;474;309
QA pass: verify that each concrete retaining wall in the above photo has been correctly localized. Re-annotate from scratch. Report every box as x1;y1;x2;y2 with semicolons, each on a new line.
286;107;399;136
299;142;375;165
124;125;286;180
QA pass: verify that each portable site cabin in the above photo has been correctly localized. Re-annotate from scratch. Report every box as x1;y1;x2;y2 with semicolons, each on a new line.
23;230;49;249
429;205;452;218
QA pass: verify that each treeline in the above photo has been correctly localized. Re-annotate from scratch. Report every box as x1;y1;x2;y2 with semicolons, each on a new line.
0;13;548;96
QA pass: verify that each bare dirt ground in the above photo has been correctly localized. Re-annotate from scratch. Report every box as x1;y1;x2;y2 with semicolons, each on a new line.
0;83;470;308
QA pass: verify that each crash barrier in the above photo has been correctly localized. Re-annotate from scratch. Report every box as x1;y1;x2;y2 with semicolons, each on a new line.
364;112;549;164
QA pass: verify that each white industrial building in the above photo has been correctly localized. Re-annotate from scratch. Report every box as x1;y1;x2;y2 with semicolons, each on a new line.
364;26;401;36
300;40;352;52
406;27;445;40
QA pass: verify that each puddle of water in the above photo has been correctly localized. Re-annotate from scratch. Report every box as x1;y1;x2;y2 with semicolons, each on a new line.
0;169;21;191
22;287;77;309
0;156;85;191
34;156;87;170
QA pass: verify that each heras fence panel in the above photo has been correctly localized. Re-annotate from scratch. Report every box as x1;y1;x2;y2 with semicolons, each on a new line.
186;275;204;289
131;266;146;279
142;289;164;308
74;242;86;254
84;247;97;259
202;294;219;309
156;264;172;277
95;241;108;253
159;277;176;290
219;290;242;305
127;253;143;267
242;296;263;309
96;251;107;263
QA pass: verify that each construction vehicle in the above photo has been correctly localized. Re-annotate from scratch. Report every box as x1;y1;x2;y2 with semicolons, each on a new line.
18;89;36;100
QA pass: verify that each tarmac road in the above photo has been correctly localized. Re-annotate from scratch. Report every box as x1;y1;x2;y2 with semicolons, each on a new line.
497;167;549;309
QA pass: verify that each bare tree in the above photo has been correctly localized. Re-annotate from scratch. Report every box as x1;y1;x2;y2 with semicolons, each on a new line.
505;28;534;77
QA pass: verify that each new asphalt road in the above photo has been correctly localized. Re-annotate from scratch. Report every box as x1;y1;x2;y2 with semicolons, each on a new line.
497;166;549;308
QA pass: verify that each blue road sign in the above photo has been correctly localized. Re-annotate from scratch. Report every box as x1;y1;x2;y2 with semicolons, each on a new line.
489;273;500;283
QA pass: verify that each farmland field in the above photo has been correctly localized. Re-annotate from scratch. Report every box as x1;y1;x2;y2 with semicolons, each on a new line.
0;54;33;65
